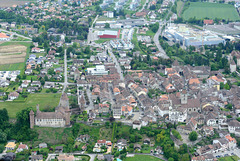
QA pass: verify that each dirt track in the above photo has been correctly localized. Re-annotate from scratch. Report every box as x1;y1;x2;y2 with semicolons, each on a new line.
0;45;27;54
0;45;27;64
0;0;34;7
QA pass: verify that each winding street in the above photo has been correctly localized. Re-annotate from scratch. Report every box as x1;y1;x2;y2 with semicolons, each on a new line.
153;1;176;60
153;23;169;59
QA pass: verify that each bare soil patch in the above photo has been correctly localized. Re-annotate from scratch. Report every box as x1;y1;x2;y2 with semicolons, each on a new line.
0;45;27;64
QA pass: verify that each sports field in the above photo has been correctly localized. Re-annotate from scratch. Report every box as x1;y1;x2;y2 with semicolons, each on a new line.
182;2;240;21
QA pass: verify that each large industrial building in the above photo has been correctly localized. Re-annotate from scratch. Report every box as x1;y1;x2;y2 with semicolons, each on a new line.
205;22;240;35
95;19;146;29
98;30;120;39
164;24;225;47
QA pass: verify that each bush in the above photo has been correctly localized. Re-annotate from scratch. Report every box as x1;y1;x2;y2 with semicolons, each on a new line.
172;129;182;140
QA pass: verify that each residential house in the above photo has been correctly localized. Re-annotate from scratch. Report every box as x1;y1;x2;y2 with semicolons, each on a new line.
21;80;29;88
57;154;75;161
39;143;47;149
133;120;141;130
31;47;41;53
116;139;127;150
99;103;110;115
143;138;150;145
5;141;16;151
8;92;19;100
121;105;133;116
4;153;16;161
97;140;106;147
134;144;141;151
55;146;63;153
31;155;43;161
31;81;41;87
44;82;55;88
25;69;33;75
76;134;90;142
16;143;28;152
27;87;39;93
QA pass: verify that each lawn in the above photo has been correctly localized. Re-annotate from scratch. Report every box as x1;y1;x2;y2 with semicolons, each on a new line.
0;63;25;71
219;156;240;161
124;155;164;161
177;1;184;16
182;2;240;21
132;29;144;54
95;39;112;44
0;93;61;118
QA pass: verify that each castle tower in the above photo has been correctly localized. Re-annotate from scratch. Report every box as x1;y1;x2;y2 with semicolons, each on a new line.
58;93;69;109
29;110;35;129
180;89;187;104
65;109;71;126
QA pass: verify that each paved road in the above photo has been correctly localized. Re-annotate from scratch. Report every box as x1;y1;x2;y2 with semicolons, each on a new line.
62;49;67;93
153;1;176;60
0;28;32;40
153;23;169;59
107;44;124;81
46;153;96;161
87;15;99;44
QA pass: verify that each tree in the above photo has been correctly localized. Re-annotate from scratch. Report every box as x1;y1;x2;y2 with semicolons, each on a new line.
220;82;224;89
189;131;198;141
168;158;174;161
105;23;110;28
0;144;4;153
224;83;230;90
0;130;7;143
226;104;232;110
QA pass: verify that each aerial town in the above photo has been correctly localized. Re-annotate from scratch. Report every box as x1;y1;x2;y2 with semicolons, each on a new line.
1;0;240;161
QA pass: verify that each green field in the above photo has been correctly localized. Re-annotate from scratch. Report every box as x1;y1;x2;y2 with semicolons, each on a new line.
0;93;61;118
182;2;240;21
0;63;25;71
124;155;164;161
219;156;240;161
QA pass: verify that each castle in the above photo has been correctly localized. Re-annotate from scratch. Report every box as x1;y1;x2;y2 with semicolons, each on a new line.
29;93;71;128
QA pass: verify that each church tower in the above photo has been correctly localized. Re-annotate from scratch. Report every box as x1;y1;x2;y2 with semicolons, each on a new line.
180;89;188;104
29;110;34;129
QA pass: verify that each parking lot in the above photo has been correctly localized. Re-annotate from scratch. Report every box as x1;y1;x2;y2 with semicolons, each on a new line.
213;148;240;158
